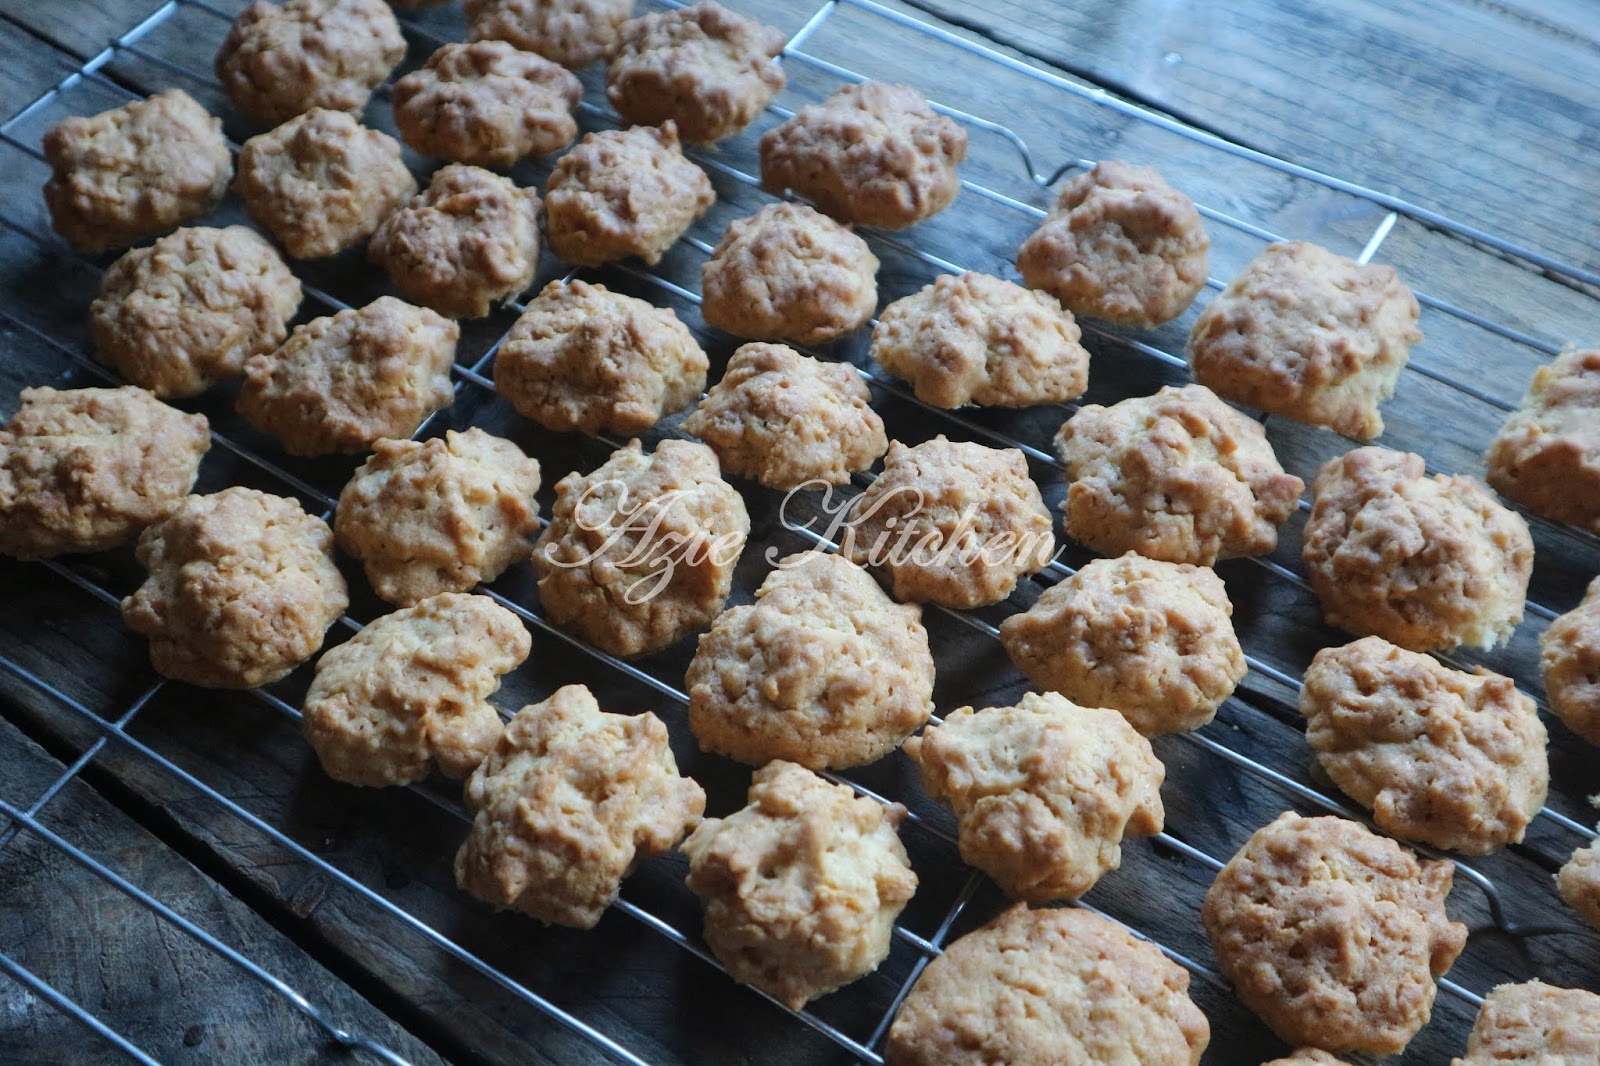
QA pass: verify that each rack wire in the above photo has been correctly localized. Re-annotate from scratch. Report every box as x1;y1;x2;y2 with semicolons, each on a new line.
0;0;1596;1062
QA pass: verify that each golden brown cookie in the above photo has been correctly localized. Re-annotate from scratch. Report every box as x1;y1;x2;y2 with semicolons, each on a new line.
1542;577;1600;747
0;386;209;560
685;552;934;769
456;684;705;928
1261;1053;1345;1066
1202;812;1467;1057
681;342;886;489
1557;829;1600;931
1451;981;1600;1066
238;296;458;456
1486;347;1600;532
42;89;231;254
681;760;916;1009
886;903;1209;1066
465;0;632;68
1302;446;1532;651
122;487;349;688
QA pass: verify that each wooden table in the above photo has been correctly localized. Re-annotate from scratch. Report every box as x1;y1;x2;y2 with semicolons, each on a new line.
1;1;1596;1063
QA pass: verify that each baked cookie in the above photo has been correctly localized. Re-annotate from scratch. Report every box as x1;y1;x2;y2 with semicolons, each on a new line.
700;202;879;346
1189;241;1422;439
532;439;748;658
543;123;715;266
334;428;541;605
1262;1053;1344;1066
122;487;348;688
686;552;934;769
455;684;705;928
842;436;1054;608
1016;161;1210;328
1202;812;1467;1057
1486;346;1600;532
605;1;785;144
465;0;632;68
870;272;1089;409
681;760;916;1009
42;89;231;254
0;386;209;560
494;279;707;434
369;164;541;318
236;109;418;260
681;342;887;489
1302;447;1532;651
1301;636;1548;855
1055;383;1304;565
886;904;1209;1066
760;81;967;230
999;552;1245;736
238;296;458;456
1542;577;1600;746
215;0;406;128
905;692;1164;901
1557;829;1600;931
391;41;582;168
1451;981;1600;1066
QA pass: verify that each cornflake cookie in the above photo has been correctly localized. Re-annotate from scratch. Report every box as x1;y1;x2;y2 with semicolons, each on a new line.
495;279;706;434
1557;829;1600;931
1486;347;1600;532
456;684;705;928
238;296;458;456
122;487;348;688
886;904;1209;1066
904;692;1164;901
682;760;916;1009
681;342;887;490
532;439;748;658
686;553;934;769
1451;981;1600;1066
303;593;529;786
544;123;714;266
43;89;231;254
1263;1054;1344;1066
1190;241;1422;439
1302;447;1532;651
1016;161;1210;328
369;164;541;318
392;41;582;168
1301;636;1548;855
760;81;967;230
465;0;632;68
1202;812;1467;1057
605;1;785;144
215;0;405;128
0;387;209;560
843;436;1053;609
999;552;1245;737
871;272;1089;409
236;109;418;260
335;428;541;606
1542;577;1600;746
1055;383;1304;565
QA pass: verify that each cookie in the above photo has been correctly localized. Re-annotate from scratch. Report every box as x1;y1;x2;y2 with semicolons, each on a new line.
886;904;1209;1066
532;438;748;658
465;0;632;68
238;296;458;456
760;81;967;230
681;342;887;489
1301;635;1548;855
494;279;707;435
543;122;715;266
700;202;879;346
1189;241;1422;439
681;760;916;1010
236;108;418;260
0;386;209;560
1302;446;1532;651
1451;981;1600;1066
1542;577;1600;746
686;552;934;769
1262;1053;1345;1066
999;552;1246;736
455;684;705;928
605;1;785;144
1557;829;1600;931
1486;346;1600;532
42;89;231;254
1055;383;1304;565
334;428;541;606
122;487;349;688
1201;812;1467;1056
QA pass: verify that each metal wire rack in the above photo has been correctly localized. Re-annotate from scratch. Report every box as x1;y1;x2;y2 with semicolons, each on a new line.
0;0;1597;1062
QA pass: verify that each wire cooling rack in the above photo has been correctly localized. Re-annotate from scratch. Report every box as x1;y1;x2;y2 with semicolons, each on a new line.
0;0;1598;1062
